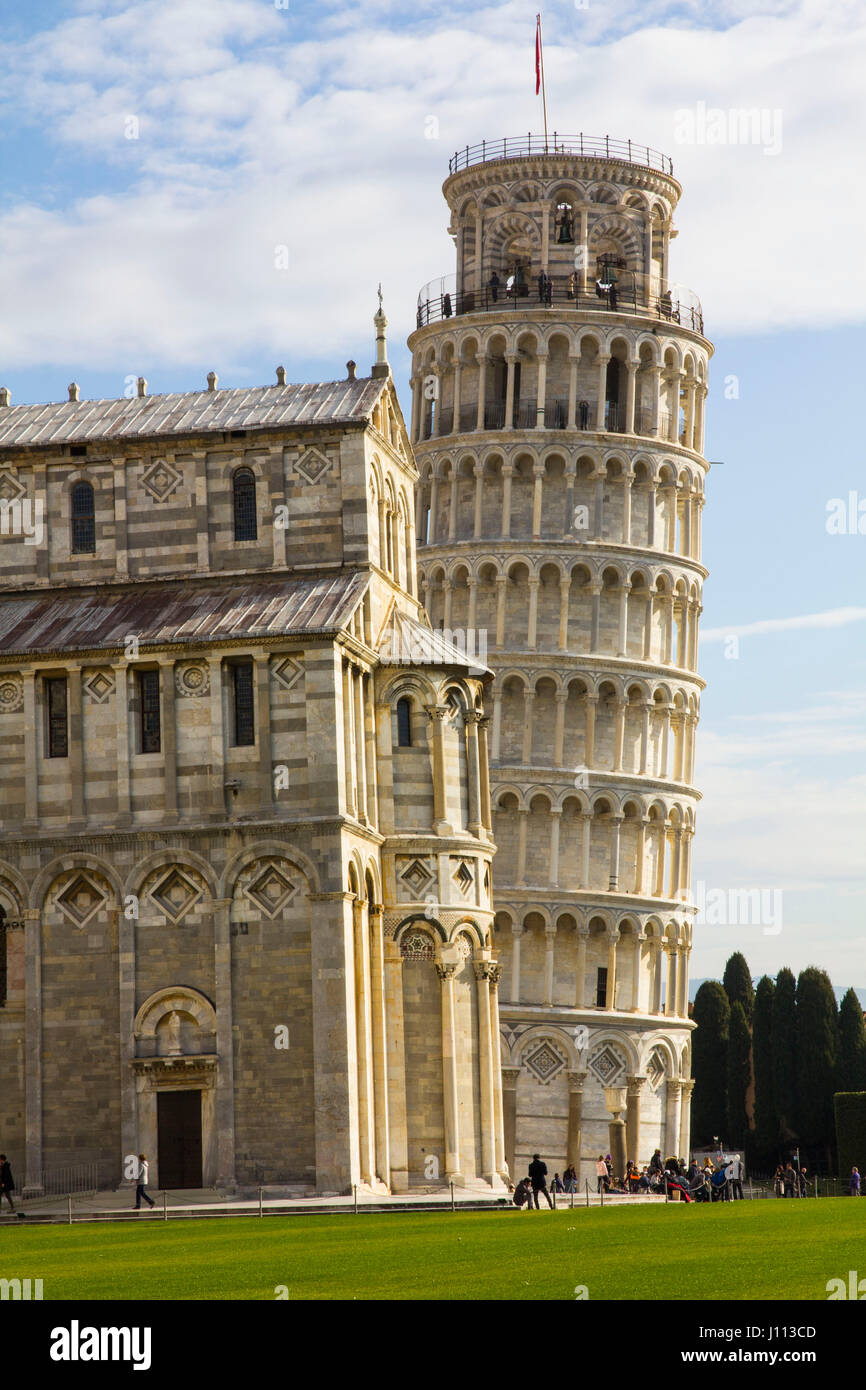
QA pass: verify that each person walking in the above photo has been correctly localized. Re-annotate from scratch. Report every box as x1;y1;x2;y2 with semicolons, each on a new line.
728;1154;744;1201
0;1154;15;1212
595;1155;609;1194
798;1165;809;1197
528;1153;553;1209
783;1162;796;1198
850;1166;861;1197
134;1153;156;1210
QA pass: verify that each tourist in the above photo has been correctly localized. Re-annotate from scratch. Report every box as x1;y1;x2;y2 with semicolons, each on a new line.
728;1154;744;1201
528;1153;553;1209
596;1155;609;1193
488;271;500;303
512;1177;533;1209
0;1153;15;1212
798;1165;809;1197
552;1172;564;1193
578;399;590;429
563;1164;577;1193
783;1162;796;1197
850;1166;861;1197
134;1153;156;1211
773;1164;784;1197
649;1148;663;1176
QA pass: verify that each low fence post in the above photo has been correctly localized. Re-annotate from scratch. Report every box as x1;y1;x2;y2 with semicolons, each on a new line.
163;1191;167;1222
353;1185;358;1214
585;1180;589;1209
67;1194;72;1225
259;1187;263;1218
450;1181;455;1212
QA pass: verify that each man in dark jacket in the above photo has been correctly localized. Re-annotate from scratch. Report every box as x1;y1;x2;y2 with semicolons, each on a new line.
528;1153;553;1209
0;1154;15;1212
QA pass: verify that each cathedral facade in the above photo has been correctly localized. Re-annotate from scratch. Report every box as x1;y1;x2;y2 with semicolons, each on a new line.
408;135;710;1183
0;320;507;1196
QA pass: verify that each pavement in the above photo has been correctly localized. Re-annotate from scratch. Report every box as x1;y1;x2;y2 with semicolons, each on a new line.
0;1185;664;1225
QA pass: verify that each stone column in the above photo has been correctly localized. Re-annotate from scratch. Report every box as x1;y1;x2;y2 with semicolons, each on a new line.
647;482;657;546
426;704;452;833
592;472;605;540
631;932;643;1010
159;657;178;821
613;696;626;770
504;354;517;427
575;924;588;1007
665;1079;683;1160
543;928;556;1006
352;897;376;1185
589;584;602;651
474;959;498;1184
428;475;439;543
639;700;651;774
549;807;561;886
626;1075;645;1164
566;1070;587;1176
567;354;579;428
475;354;487;431
384;939;409;1190
478;716;493;834
488;965;507;1179
369;904;390;1188
464;710;483;837
466;577;478;634
68;664;85;827
453;361;463;431
521;687;535;765
622;468;633;543
643;589;654;661
608;815;623;892
448;468;459;540
491;686;503;760
606;928;620;1008
535;352;548;430
580;812;593;890
495;577;507;648
501;464;513;537
558;575;571;651
510;924;523;1002
554;691;568;765
531;464;545;536
617;583;630;657
24;909;43;1192
473;461;484;539
516;808;528;884
526;577;540;650
22;672;39;829
255;653;273;814
679;1079;695;1157
677;942;689;1017
650;364;662;437
437;956;462;1181
112;455;129;576
595;354;610;430
211;897;237;1187
625;360;637;434
635;818;648;895
664;942;677;1017
353;666;368;824
502;1066;521;1180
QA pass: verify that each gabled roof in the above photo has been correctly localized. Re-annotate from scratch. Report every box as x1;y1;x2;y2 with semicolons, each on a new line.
0;571;368;657
0;378;386;451
378;608;491;677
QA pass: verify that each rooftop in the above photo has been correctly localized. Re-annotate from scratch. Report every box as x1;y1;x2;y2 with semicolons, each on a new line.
447;133;676;178
0;375;386;452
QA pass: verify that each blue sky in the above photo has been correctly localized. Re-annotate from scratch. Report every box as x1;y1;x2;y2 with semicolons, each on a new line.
1;0;864;988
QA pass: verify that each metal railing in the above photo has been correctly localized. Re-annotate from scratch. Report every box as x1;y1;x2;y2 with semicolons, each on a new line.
416;275;703;335
448;133;675;176
25;1162;100;1199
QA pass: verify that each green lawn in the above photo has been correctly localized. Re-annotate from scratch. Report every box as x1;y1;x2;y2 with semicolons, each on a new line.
1;1199;861;1300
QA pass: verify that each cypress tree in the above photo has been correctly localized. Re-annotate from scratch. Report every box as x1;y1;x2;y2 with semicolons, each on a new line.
752;975;779;1160
794;967;839;1166
726;1000;752;1148
771;967;797;1139
691;980;730;1147
837;988;866;1094
723;952;754;1024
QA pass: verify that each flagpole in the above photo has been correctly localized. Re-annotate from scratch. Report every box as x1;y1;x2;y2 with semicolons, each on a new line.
537;13;549;150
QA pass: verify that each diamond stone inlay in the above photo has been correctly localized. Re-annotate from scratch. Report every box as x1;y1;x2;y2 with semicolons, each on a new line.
245;864;297;918
141;456;183;502
399;858;435;895
0;469;26;502
272;657;303;691
57;874;107;928
294;447;331;484
150;869;203;924
588;1044;628;1087
83;669;115;704
524;1041;566;1085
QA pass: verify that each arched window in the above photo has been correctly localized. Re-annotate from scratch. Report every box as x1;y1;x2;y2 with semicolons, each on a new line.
396;697;412;747
71;481;95;553
232;468;257;541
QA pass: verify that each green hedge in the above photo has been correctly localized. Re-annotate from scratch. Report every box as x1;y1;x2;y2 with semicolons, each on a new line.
833;1092;866;1184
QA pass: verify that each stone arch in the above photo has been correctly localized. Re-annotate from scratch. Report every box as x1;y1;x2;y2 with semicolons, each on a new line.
220;841;320;900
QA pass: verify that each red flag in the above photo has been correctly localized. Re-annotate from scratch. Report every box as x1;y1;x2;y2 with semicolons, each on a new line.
535;17;541;95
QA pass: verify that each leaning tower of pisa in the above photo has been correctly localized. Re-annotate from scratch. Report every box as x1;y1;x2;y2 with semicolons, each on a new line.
408;134;711;1186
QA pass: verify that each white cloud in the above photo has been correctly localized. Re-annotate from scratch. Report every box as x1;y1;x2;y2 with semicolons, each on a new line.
703;607;866;640
0;0;864;373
